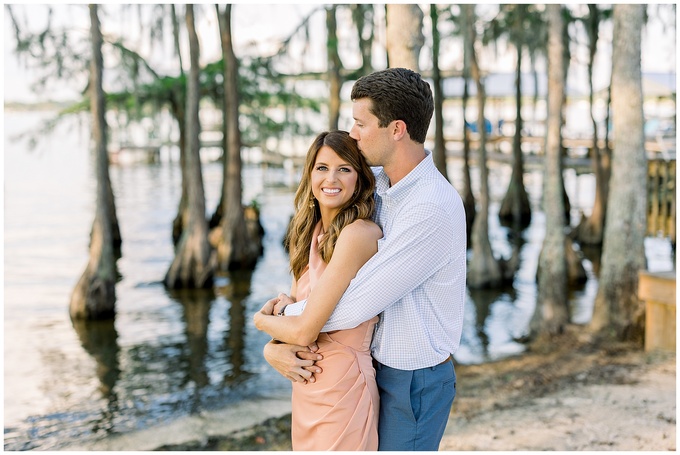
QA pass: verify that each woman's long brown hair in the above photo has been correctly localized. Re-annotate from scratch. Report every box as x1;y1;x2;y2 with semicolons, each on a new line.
285;131;376;281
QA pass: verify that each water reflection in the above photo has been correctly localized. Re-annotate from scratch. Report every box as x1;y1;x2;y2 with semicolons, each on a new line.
579;243;603;276
168;288;216;412
502;224;525;279
465;286;526;363
219;270;254;385
72;319;121;435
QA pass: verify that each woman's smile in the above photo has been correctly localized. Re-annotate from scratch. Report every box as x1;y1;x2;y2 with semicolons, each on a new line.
312;145;359;223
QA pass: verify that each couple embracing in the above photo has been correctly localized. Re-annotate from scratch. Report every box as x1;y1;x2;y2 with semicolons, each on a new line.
254;68;466;451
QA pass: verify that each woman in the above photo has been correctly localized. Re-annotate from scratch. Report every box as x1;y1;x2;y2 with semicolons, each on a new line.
254;130;382;450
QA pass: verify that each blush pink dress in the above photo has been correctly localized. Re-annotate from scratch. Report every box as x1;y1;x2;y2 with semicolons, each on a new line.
291;221;379;451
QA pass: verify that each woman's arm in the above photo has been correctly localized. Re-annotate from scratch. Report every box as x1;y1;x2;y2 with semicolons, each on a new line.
254;219;381;346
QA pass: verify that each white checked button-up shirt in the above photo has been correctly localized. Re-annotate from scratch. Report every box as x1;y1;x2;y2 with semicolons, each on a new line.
319;150;467;370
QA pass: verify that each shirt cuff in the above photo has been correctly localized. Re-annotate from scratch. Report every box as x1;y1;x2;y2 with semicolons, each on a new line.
283;299;306;316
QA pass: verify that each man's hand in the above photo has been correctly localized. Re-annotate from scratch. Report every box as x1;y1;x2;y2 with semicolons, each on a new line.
272;293;295;316
258;296;278;316
254;293;294;320
264;340;323;384
253;296;280;331
254;294;296;332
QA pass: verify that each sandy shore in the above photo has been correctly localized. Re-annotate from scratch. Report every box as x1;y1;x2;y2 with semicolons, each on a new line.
440;343;676;451
60;330;676;451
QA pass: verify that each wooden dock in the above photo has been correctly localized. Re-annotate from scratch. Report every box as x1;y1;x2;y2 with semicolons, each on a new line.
639;271;676;352
647;158;676;243
446;134;676;243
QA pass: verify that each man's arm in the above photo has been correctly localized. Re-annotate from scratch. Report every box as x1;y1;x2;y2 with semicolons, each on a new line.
263;340;322;384
320;201;464;331
254;220;381;345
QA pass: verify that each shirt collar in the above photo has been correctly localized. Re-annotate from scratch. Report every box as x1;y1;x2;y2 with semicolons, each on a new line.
375;149;435;199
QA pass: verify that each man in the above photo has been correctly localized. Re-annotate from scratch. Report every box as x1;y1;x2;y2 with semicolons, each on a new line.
263;67;466;451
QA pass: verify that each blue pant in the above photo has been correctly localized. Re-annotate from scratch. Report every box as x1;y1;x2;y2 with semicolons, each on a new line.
374;358;456;451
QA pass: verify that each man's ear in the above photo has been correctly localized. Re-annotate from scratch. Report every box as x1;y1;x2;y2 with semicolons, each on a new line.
392;119;408;141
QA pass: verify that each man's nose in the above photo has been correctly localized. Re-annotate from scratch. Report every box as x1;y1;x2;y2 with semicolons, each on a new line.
349;126;359;141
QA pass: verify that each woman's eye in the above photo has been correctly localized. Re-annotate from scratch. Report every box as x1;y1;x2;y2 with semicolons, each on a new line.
340;167;352;173
316;165;328;171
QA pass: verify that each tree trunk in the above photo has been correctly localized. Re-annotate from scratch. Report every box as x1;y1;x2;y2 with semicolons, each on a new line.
170;4;184;73
499;44;532;227
171;101;189;246
575;4;607;246
461;78;476;245
464;4;503;289
602;82;613;191
326;5;342;131
214;4;263;271
164;4;215;288
385;4;424;70
70;4;117;320
532;4;569;339
590;4;647;343
106;174;122;259
531;57;539;136
170;7;188;247
559;19;572;221
460;9;476;245
430;4;448;179
350;4;374;75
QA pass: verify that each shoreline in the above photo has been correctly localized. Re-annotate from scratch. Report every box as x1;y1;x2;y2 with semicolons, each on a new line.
57;329;675;451
58;393;292;451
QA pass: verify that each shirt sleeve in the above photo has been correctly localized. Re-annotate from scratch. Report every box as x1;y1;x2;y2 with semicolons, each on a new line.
320;201;459;331
282;300;305;316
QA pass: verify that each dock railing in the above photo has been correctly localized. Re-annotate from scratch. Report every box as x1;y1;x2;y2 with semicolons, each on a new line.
647;158;676;245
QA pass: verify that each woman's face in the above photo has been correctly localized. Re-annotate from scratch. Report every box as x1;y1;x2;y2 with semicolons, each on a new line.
311;145;359;222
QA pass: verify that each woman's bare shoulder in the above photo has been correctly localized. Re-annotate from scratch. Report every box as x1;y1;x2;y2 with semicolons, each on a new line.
332;219;381;265
339;218;382;242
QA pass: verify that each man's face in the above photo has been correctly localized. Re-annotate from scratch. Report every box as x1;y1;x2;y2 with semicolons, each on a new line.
349;98;393;167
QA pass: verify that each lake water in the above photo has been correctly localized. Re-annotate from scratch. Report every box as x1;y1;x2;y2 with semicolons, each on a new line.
3;110;674;450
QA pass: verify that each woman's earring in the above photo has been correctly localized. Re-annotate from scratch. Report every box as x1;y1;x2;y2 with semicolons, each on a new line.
309;197;315;209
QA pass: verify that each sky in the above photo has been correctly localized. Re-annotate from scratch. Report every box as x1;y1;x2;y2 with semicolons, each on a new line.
2;3;677;104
